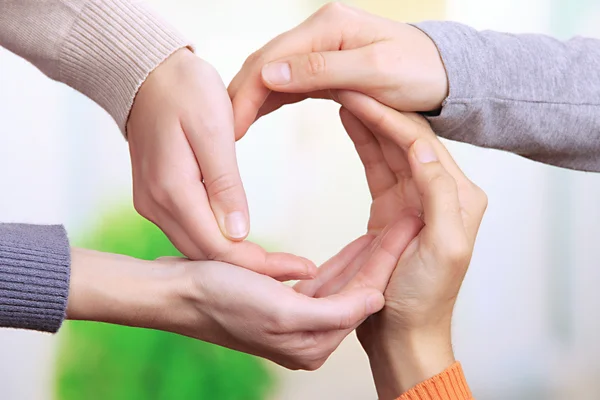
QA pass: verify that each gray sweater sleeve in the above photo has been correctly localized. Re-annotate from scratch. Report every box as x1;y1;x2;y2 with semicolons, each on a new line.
414;21;600;172
0;224;70;333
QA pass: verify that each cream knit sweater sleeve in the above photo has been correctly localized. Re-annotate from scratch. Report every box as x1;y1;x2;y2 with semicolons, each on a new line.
0;0;191;134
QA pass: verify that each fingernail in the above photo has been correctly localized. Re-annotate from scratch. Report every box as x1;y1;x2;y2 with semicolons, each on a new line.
262;63;291;85
366;293;384;314
225;211;248;239
413;139;438;163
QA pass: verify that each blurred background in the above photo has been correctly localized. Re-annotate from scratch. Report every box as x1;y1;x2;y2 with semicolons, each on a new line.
1;0;600;399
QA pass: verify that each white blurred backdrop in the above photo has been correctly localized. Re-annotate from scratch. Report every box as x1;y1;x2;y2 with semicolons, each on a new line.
1;0;600;399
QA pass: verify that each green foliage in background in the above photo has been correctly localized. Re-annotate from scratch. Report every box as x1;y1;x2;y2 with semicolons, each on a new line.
55;207;274;400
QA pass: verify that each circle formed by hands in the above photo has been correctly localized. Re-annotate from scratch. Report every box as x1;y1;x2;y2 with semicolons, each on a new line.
120;3;488;385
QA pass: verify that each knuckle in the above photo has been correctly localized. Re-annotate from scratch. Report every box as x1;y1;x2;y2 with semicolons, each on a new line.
243;50;263;68
366;45;393;78
264;304;291;333
132;193;151;217
317;2;347;17
294;348;326;371
148;180;173;207
203;173;241;201
427;171;457;195
337;308;358;330
463;181;488;215
203;244;230;262
371;106;391;133
305;52;327;77
302;358;326;371
473;185;489;213
443;239;471;266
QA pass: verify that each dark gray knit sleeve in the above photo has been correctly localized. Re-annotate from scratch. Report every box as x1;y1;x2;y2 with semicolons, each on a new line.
414;21;600;172
0;224;70;333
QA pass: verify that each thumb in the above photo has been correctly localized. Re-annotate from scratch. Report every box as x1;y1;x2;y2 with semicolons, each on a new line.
182;67;251;242
408;138;465;242
261;48;373;93
293;288;385;332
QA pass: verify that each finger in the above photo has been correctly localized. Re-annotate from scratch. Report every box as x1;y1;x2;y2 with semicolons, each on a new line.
261;47;377;94
343;214;423;293
229;3;356;138
375;133;412;180
341;93;488;242
183;67;250;241
294;235;374;297
313;243;372;298
290;288;384;331
165;174;316;279
152;206;205;259
338;91;469;183
408;139;466;245
229;28;315;139
338;91;432;150
340;106;397;198
226;244;317;281
255;90;333;122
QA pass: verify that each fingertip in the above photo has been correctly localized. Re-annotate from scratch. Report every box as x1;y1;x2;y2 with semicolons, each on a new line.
223;211;249;241
411;138;439;164
365;291;385;315
261;62;292;87
268;254;317;281
297;256;318;279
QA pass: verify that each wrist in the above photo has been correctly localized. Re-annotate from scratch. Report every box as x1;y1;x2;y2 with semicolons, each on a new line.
66;249;189;332
362;327;455;399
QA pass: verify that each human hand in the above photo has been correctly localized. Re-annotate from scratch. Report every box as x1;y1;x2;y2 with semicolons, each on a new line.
67;247;383;371
337;93;487;398
127;49;315;280
229;2;447;139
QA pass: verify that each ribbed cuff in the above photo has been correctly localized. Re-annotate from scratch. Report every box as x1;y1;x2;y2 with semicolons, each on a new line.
0;224;71;333
397;362;473;400
58;0;192;136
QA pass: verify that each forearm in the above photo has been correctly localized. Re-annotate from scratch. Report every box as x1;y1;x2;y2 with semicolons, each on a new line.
0;0;190;134
66;249;199;335
415;21;600;172
363;328;458;399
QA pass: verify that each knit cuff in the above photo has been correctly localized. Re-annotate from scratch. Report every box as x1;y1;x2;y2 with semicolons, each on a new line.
0;224;71;333
397;362;473;400
58;0;192;136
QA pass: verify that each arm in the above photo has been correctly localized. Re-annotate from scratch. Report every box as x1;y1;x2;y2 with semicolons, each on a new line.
230;3;600;172
366;336;471;400
416;21;600;172
0;0;188;134
0;1;312;277
1;226;384;372
316;92;484;399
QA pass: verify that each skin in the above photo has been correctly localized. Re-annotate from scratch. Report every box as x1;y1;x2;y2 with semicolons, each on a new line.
65;138;423;372
66;92;487;396
125;2;449;281
323;93;486;397
81;3;486;393
229;2;448;140
127;48;316;280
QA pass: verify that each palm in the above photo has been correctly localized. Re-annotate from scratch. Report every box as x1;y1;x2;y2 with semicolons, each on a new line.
293;110;426;299
367;174;420;233
341;109;423;235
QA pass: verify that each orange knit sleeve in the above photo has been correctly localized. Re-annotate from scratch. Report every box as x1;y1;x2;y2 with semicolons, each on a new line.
396;362;473;400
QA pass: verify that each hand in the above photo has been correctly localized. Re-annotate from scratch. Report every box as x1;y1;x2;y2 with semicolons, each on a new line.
228;2;447;138
67;247;382;371
127;49;315;280
337;93;487;398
